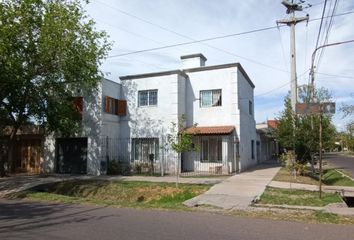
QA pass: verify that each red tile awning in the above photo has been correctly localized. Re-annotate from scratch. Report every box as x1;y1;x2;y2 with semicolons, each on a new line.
184;126;235;135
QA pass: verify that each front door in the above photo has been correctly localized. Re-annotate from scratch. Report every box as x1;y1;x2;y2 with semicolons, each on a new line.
56;138;87;174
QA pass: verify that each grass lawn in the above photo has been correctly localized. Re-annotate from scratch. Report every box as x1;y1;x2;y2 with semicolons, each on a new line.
11;180;210;210
273;167;319;185
273;167;354;187
231;208;354;225
258;187;342;207
322;169;354;186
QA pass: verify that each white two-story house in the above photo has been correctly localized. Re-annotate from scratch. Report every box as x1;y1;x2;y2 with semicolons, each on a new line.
120;54;257;175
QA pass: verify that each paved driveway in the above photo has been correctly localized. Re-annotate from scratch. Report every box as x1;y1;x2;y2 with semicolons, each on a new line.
184;162;281;209
1;199;354;240
324;153;354;177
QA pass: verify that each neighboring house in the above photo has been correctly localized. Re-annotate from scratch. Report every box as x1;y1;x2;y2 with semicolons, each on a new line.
43;78;127;175
120;54;257;174
256;120;279;163
0;126;44;174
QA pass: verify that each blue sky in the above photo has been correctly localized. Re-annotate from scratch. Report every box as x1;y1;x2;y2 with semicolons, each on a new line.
85;0;354;130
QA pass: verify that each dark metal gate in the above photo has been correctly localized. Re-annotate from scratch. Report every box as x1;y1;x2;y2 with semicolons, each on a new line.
56;138;87;174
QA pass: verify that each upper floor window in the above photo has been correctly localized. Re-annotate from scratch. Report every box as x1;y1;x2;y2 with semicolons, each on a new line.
200;89;222;107
138;90;157;107
104;96;127;116
249;100;253;115
72;97;83;120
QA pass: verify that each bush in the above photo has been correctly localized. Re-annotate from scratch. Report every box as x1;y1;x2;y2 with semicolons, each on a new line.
279;151;308;176
107;160;131;176
295;162;308;176
133;163;142;174
133;162;152;175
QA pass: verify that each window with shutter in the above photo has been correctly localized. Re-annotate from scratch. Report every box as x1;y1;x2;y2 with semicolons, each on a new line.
104;96;127;116
72;97;83;120
117;100;127;116
105;96;110;113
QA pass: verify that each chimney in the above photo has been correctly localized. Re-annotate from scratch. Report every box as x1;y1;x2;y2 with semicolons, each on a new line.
180;53;207;69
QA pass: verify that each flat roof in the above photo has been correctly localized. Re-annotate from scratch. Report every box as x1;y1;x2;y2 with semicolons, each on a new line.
119;63;255;88
120;70;188;80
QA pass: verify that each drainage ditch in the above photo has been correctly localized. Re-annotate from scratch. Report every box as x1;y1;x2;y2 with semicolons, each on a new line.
342;196;354;207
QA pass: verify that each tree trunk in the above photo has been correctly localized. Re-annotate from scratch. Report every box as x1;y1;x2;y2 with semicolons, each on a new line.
0;152;5;177
6;127;18;175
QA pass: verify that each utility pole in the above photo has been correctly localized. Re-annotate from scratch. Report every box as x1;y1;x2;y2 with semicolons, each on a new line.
319;108;323;198
277;0;309;112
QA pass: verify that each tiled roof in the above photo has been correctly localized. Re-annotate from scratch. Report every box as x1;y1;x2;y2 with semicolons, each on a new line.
184;126;235;135
267;120;278;129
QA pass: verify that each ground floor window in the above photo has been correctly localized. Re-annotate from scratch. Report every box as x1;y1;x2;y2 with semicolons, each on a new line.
132;138;159;162
200;137;222;163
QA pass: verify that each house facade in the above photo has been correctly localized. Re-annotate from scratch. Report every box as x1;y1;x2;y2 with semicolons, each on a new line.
40;54;258;176
43;78;126;175
120;54;257;174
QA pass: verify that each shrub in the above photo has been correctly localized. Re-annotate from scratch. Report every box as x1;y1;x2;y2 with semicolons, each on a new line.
107;160;131;175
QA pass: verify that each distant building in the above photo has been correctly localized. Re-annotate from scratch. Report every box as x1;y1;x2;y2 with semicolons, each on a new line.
256;120;279;162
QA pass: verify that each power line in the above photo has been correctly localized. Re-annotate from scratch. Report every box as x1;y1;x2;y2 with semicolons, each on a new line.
106;10;354;59
107;26;280;58
315;0;339;70
94;0;259;68
277;24;288;70
316;72;354;79
314;0;328;54
255;70;310;97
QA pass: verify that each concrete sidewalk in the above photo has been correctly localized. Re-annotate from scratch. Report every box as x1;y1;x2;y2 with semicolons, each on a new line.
184;163;281;210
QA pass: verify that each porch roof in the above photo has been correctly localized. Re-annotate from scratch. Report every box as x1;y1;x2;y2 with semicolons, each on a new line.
184;126;235;135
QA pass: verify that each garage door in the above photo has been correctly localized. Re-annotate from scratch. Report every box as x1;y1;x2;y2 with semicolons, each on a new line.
56;138;87;174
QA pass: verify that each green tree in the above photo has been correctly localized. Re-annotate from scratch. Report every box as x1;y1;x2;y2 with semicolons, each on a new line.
275;87;336;164
0;0;111;176
166;114;198;187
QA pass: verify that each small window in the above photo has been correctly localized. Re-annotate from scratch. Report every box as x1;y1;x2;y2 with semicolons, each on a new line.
200;89;222;107
138;90;157;106
251;140;254;159
249;100;253;115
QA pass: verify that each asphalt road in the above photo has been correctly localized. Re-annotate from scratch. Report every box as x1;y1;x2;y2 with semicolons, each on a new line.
1;199;354;240
324;153;354;177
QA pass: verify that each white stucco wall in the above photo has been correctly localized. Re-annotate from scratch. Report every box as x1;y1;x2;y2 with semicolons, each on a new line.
43;79;122;175
185;67;239;127
120;73;183;173
101;78;121;139
121;74;182;138
237;69;257;171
